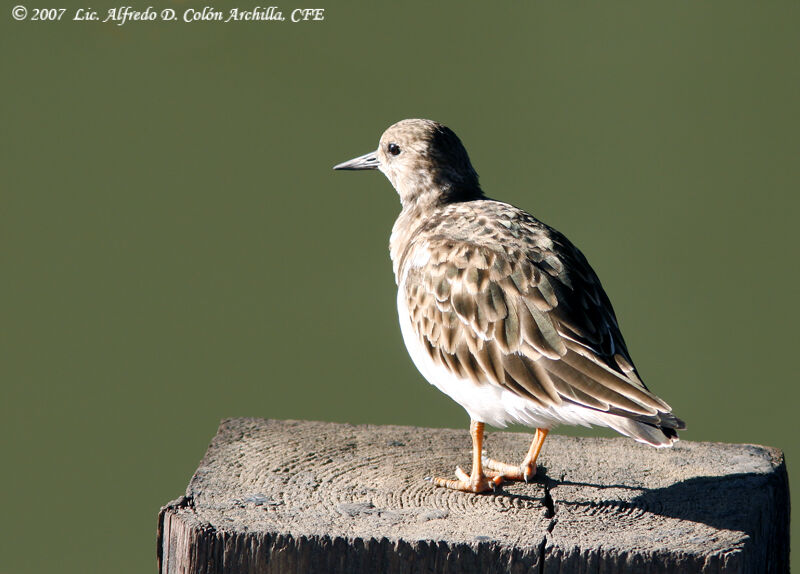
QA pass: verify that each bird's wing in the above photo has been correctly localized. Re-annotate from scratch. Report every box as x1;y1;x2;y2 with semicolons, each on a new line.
402;227;683;430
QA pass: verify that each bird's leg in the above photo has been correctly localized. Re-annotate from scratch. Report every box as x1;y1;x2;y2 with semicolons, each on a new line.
428;420;503;493
484;428;549;483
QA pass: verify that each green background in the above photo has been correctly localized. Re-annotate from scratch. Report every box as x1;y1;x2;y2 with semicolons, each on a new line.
2;2;797;572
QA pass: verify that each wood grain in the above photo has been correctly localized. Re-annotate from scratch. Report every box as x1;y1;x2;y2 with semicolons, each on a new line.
158;418;789;573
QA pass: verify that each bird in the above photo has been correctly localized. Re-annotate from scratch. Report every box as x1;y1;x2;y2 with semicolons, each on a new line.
333;119;685;493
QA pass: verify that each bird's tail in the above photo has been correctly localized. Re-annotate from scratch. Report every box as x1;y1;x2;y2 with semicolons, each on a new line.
601;412;685;447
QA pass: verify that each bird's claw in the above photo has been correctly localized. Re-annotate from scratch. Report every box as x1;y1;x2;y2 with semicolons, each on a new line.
523;468;535;483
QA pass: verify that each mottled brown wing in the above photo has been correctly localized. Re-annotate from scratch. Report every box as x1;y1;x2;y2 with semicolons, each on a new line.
403;232;683;429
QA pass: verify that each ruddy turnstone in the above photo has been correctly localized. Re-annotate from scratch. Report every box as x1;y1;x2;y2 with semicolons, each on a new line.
334;119;685;493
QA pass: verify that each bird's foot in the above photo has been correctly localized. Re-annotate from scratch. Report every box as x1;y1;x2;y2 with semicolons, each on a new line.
425;466;503;493
483;457;537;483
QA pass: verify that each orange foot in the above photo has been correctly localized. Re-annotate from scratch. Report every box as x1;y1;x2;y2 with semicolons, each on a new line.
426;466;503;493
484;428;549;483
483;458;537;483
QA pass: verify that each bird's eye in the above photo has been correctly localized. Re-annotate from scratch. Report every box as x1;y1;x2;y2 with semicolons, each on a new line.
387;143;401;156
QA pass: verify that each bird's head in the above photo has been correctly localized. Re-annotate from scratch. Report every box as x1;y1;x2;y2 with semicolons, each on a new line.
334;119;483;208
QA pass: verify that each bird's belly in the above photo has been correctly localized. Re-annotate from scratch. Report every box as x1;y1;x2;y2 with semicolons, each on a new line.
396;290;565;428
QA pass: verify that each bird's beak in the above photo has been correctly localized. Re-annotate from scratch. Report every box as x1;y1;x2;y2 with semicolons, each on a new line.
333;151;380;171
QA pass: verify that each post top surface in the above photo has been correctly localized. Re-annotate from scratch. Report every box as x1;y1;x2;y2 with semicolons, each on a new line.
167;417;784;559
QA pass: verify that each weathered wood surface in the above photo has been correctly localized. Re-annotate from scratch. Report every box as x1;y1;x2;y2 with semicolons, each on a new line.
158;418;789;573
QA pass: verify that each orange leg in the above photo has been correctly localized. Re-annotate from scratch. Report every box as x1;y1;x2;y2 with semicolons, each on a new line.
428;420;504;493
484;428;549;483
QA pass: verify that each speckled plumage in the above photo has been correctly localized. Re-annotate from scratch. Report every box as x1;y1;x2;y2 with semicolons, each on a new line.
335;119;685;492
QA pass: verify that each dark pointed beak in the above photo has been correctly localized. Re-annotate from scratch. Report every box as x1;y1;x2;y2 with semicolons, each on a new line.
333;151;380;171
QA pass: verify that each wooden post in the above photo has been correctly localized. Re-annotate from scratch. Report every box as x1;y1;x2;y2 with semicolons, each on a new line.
158;418;789;573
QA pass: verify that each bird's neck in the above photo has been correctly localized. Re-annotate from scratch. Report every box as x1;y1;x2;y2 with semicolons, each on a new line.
399;181;484;211
389;203;428;285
